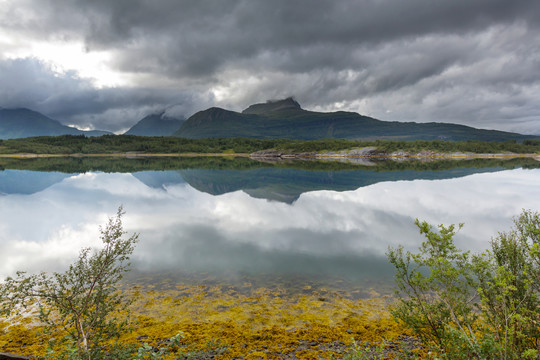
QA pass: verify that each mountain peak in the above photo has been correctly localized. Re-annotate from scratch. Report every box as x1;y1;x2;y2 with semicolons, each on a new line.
242;97;302;114
124;112;184;136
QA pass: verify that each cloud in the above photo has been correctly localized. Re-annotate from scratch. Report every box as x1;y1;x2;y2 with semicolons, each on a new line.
0;58;212;132
1;0;539;133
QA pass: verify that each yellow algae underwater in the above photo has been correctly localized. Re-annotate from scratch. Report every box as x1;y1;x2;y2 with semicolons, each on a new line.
0;277;417;359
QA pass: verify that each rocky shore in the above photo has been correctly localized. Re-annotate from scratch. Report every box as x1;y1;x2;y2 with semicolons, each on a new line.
249;147;540;161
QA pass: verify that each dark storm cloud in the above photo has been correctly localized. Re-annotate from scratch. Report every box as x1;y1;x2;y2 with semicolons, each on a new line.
2;0;540;133
1;1;532;72
20;0;537;77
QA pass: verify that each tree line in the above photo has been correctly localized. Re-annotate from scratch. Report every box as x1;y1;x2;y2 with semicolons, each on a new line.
0;135;539;155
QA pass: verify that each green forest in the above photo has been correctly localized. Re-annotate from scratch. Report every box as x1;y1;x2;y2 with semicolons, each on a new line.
1;135;540;155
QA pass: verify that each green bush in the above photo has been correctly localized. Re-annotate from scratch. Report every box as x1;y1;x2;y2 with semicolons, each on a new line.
1;207;139;360
387;210;540;359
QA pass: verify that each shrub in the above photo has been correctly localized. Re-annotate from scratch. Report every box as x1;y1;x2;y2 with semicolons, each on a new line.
387;210;540;359
0;207;139;360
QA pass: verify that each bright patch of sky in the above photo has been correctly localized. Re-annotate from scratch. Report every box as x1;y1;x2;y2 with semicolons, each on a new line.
2;39;126;88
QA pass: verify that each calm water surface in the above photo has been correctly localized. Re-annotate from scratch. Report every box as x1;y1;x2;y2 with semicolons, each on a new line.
1;158;539;294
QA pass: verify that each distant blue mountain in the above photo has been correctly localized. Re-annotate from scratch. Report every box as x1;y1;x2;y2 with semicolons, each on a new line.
0;108;111;139
124;113;184;136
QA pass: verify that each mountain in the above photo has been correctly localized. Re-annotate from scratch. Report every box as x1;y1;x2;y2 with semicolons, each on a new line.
174;98;537;141
124;113;184;136
0;108;111;139
242;97;302;114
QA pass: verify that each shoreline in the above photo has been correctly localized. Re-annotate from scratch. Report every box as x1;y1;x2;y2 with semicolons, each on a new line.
0;152;539;160
0;152;249;158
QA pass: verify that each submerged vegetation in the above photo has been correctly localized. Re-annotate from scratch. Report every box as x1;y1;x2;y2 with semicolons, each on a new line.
0;278;414;359
1;206;539;359
0;135;540;155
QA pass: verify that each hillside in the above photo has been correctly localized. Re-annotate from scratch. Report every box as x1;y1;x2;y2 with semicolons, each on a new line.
174;98;536;141
124;113;184;136
0;108;111;139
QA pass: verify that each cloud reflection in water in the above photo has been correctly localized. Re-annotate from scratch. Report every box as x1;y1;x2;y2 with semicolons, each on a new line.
0;168;538;289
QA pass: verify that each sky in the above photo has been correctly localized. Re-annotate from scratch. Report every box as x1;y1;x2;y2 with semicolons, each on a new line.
1;0;539;134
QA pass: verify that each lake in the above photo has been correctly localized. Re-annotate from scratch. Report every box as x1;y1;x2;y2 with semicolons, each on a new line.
1;157;539;296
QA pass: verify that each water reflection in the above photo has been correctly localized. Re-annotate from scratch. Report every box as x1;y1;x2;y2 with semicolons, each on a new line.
0;170;72;194
178;166;502;203
0;160;539;292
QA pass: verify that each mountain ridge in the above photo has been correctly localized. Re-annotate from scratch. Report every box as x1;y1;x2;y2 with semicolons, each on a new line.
1;100;538;141
0;108;111;139
174;98;536;141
